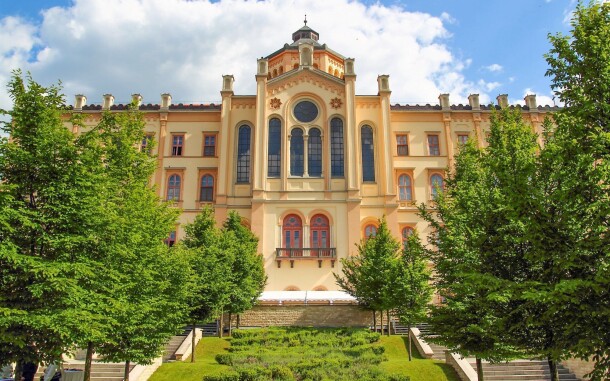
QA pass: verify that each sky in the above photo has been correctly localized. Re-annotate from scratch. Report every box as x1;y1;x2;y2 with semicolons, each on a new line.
0;0;578;111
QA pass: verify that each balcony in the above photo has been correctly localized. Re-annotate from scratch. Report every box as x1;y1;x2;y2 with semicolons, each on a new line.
275;248;337;268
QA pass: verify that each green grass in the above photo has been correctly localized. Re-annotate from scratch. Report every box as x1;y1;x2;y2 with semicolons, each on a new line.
149;330;460;381
380;335;461;381
148;337;230;381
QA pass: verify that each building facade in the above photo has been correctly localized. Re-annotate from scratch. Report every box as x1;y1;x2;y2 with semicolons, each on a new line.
70;23;554;293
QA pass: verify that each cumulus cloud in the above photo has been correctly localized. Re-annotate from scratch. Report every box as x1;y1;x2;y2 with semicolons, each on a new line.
484;64;503;73
0;0;502;109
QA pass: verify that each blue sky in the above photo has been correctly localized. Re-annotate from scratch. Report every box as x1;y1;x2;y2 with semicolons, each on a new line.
0;0;576;109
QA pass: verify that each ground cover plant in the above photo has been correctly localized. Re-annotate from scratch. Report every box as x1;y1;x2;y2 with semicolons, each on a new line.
204;327;409;381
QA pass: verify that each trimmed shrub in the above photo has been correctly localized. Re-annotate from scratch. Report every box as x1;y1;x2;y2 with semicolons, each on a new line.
269;365;295;380
215;353;233;365
202;371;240;381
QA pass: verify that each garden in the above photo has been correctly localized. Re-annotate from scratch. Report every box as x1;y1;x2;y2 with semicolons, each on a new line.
149;328;460;381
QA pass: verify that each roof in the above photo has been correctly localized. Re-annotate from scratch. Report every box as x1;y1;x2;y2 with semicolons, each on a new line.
258;291;357;305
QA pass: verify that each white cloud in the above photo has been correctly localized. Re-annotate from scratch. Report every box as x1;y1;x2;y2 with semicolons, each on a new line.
510;88;556;107
484;63;503;73
0;0;502;109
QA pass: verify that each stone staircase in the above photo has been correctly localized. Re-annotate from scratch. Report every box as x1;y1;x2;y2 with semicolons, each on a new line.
471;360;580;381
36;363;133;381
162;329;189;362
201;321;219;337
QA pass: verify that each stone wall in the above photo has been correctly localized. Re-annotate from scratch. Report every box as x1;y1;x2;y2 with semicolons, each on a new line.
224;304;372;328
562;357;594;380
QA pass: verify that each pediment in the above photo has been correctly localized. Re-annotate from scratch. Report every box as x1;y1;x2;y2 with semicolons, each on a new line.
267;67;345;97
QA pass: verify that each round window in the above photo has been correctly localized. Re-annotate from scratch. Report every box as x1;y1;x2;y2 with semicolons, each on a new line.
294;100;318;123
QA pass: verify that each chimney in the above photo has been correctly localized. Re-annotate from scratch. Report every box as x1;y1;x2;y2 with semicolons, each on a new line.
161;93;172;110
468;94;480;110
439;94;450;110
496;94;509;108
74;94;87;110
131;93;143;107
102;94;114;110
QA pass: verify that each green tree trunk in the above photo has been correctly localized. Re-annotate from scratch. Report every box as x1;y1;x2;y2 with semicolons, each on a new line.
228;312;232;336
84;341;94;381
380;310;384;335
476;357;484;381
237;314;241;329
218;309;224;338
386;310;391;336
14;361;22;381
407;324;412;361
123;360;130;381
191;322;196;363
548;358;559;381
372;311;376;332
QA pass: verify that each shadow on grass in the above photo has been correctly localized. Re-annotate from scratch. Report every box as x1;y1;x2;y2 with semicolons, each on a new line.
400;335;425;360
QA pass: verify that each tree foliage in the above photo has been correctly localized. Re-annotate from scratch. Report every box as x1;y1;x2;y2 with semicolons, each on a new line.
335;217;399;314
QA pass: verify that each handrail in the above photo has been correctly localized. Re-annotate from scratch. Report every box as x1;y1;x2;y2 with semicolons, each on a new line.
276;248;337;259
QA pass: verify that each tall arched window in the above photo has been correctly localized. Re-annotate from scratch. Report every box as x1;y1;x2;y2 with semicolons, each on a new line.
398;174;413;201
361;125;375;182
331;118;344;177
364;224;377;239
290;128;304;176
236;125;251;183
310;214;330;247
431;174;444;199
167;174;181;201
268;118;281;177
283;214;303;251
402;227;414;247
308;128;322;177
200;174;214;201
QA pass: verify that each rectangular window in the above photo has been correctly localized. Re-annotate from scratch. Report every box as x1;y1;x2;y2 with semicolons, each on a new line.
396;134;409;156
285;231;291;248
312;231;319;248
172;134;184;156
203;134;216;157
165;231;176;247
141;134;153;154
457;134;469;146
427;135;440;156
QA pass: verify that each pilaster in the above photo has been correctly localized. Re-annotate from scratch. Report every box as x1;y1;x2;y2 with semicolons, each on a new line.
217;75;234;205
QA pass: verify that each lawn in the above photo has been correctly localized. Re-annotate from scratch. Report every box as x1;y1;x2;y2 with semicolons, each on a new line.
149;329;460;381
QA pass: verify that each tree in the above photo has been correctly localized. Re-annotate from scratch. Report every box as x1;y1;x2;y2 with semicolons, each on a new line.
534;2;610;379
88;107;189;381
181;206;233;362
421;111;538;379
0;71;112;381
392;231;432;361
222;211;266;335
335;217;400;335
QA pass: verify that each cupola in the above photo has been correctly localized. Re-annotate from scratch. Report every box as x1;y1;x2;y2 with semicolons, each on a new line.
291;15;320;45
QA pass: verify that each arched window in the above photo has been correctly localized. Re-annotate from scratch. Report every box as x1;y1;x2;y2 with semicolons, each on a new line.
402;227;414;247
200;175;214;202
290;128;304;176
431;174;444;199
236;125;251;183
293;63;299;70
268;118;281;177
283;215;303;251
167;174;181;201
310;214;330;248
308;128;322;177
398;174;413;201
364;224;377;239
361;125;375;182
330;118;344;177
279;66;284;75
273;69;278;78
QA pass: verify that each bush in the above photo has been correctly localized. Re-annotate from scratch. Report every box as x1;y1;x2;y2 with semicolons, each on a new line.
202;372;240;381
237;366;272;381
215;353;233;365
388;375;410;381
269;365;295;380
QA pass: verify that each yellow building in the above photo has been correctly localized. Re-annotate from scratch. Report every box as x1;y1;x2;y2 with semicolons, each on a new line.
71;23;553;293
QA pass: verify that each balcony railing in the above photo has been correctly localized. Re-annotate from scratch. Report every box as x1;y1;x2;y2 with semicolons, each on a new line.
275;248;337;268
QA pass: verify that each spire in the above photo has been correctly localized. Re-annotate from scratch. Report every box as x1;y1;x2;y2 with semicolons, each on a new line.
304;14;307;26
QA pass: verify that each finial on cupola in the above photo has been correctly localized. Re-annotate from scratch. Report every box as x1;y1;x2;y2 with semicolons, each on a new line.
304;14;307;25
